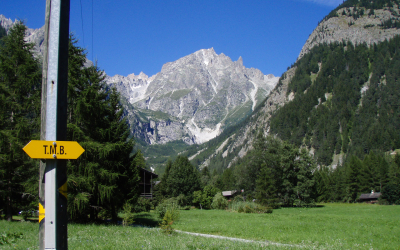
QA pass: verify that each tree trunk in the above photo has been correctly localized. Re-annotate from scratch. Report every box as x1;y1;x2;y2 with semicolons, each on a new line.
6;184;12;221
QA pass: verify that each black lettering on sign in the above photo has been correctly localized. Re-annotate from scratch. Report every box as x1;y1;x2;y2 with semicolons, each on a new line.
50;145;56;154
60;146;64;155
43;145;48;154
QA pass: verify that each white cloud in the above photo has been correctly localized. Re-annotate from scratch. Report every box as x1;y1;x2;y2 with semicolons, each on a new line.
300;0;343;7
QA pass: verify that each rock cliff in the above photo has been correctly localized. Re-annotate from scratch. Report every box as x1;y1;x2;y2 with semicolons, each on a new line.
107;48;279;144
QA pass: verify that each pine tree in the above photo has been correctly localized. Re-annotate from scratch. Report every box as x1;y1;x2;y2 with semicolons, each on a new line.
0;22;41;221
294;148;316;206
162;156;201;201
66;37;138;221
345;155;363;202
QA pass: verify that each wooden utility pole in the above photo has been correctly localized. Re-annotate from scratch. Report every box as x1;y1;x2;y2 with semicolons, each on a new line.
39;0;70;249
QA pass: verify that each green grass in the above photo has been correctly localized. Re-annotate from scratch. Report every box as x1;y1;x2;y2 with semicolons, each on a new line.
1;203;399;249
174;203;400;249
0;221;290;249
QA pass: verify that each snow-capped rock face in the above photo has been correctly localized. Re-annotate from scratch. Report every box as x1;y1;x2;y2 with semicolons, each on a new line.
106;72;156;104
107;48;279;144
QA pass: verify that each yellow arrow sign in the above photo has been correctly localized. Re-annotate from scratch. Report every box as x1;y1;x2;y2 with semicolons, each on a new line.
23;140;85;159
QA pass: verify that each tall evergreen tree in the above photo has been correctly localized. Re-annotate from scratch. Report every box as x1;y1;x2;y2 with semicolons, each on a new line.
66;37;138;221
0;22;41;221
345;155;363;202
160;156;201;202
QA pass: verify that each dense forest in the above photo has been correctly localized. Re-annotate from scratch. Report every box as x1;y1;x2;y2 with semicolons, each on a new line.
270;36;400;166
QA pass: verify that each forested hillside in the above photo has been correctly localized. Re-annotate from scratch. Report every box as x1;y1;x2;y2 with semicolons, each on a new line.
270;36;400;166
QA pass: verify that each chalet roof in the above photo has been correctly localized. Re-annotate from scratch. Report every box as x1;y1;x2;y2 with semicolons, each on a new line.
222;190;237;197
359;192;381;200
138;167;158;178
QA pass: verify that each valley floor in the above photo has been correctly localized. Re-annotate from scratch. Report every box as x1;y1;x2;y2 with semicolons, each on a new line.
1;203;399;249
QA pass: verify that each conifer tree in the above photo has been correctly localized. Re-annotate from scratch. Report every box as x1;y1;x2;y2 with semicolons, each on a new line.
160;156;201;202
0;22;41;221
66;36;138;221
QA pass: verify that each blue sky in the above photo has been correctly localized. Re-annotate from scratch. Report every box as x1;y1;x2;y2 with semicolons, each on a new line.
2;0;342;78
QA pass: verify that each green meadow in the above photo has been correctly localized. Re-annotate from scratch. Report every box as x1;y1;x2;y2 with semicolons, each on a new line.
1;203;399;249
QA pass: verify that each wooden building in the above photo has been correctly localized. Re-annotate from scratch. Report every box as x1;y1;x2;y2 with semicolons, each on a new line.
359;190;381;203
138;168;158;199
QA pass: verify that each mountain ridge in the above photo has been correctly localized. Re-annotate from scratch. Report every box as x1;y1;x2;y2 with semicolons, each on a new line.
188;0;400;171
107;47;279;145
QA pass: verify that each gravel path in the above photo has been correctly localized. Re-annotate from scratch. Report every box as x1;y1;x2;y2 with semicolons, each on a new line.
175;230;305;248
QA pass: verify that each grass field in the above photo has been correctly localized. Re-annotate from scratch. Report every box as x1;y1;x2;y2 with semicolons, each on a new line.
1;203;399;249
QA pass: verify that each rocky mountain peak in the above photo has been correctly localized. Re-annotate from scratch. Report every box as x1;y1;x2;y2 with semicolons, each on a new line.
236;56;243;66
0;15;14;31
298;4;400;60
110;48;279;145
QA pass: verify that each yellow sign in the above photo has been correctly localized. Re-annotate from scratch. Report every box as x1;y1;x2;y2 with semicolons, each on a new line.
23;140;85;159
39;203;45;223
58;182;67;199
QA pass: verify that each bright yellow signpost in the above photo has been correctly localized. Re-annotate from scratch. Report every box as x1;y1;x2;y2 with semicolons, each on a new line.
23;140;85;159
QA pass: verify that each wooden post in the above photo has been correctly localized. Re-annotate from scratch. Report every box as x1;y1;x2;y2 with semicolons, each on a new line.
40;0;70;249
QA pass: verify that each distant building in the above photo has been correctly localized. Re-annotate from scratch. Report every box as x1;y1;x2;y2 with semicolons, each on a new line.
138;168;158;199
222;190;237;199
359;190;381;203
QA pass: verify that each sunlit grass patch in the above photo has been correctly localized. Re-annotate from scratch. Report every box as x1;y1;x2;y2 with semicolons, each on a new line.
1;203;399;249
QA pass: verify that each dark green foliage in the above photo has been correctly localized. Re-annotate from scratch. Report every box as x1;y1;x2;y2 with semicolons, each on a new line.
133;197;152;213
380;183;400;204
221;134;316;207
0;25;6;44
323;0;400;21
0;232;23;245
66;36;139;221
380;18;400;29
314;152;396;203
0;22;41;221
389;154;400;186
192;185;220;209
211;193;228;209
270;36;400;166
156;156;202;203
345;155;363;202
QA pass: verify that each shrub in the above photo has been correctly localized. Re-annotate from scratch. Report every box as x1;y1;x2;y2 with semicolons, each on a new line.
380;184;400;205
20;211;31;221
229;201;272;214
211;193;228;210
232;195;244;203
155;198;180;220
133;197;152;213
244;205;253;213
176;194;188;207
160;209;175;234
0;232;23;245
122;203;135;226
156;198;180;234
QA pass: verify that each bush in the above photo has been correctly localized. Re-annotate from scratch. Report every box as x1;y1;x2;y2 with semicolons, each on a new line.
232;195;244;203
156;198;180;234
133;197;152;213
176;194;188;207
122;203;135;226
211;193;228;210
381;184;400;205
160;209;175;234
229;201;272;214
155;198;180;220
